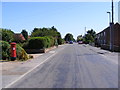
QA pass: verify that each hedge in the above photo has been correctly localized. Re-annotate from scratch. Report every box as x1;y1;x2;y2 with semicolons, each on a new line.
23;36;55;49
45;36;55;47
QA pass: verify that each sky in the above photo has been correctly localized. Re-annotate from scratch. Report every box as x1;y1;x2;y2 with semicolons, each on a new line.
118;1;120;23
1;1;119;39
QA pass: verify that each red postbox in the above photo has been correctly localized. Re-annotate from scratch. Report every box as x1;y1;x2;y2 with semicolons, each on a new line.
10;42;16;60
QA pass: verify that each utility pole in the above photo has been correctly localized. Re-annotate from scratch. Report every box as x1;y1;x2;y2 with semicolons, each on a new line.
111;0;114;51
107;12;112;51
112;0;114;24
85;27;86;35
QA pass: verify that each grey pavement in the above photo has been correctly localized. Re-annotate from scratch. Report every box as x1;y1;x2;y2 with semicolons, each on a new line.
2;44;118;88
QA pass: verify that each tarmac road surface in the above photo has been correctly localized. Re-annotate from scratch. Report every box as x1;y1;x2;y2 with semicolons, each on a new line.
5;44;118;88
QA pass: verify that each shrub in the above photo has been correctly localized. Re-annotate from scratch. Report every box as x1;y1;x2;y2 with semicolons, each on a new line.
23;36;56;49
57;38;63;45
44;37;51;48
16;44;29;61
1;29;14;43
44;36;55;48
48;36;55;47
0;41;29;61
27;37;48;49
0;41;10;60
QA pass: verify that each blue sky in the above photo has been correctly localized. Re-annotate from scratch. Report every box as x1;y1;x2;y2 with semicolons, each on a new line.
2;2;118;39
118;1;120;23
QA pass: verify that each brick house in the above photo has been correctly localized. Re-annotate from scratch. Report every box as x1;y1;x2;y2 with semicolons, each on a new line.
14;33;25;42
95;23;120;52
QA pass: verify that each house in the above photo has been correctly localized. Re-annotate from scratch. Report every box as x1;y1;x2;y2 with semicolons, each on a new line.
95;23;120;52
14;33;25;42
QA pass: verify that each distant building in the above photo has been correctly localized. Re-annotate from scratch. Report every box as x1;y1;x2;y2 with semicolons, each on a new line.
95;23;120;52
14;33;25;42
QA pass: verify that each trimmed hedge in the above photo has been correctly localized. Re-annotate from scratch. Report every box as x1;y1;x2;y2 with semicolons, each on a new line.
45;36;55;47
23;36;55;49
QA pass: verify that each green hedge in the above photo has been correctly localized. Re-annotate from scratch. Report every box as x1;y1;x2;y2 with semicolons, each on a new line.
45;36;55;47
23;36;55;49
27;37;47;49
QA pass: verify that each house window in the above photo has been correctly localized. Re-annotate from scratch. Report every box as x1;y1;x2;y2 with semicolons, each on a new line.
104;32;106;37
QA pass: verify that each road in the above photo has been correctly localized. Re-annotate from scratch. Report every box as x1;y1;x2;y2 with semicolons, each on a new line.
5;44;118;88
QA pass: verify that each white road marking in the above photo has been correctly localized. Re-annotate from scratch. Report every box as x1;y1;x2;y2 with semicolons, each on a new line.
5;47;65;88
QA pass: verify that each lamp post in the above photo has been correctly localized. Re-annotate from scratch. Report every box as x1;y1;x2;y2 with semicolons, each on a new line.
107;11;112;51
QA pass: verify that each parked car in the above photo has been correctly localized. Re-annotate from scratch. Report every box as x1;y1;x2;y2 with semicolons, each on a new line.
66;41;69;43
78;41;83;44
69;41;73;44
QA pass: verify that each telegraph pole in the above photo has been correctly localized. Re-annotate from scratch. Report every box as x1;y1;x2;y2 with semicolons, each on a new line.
111;0;114;51
112;0;114;24
85;27;86;35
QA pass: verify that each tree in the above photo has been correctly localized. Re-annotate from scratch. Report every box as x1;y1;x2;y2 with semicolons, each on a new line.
83;29;96;44
64;33;74;41
51;26;57;32
1;28;14;42
87;29;96;39
31;27;58;37
77;35;83;42
31;26;63;45
21;30;28;41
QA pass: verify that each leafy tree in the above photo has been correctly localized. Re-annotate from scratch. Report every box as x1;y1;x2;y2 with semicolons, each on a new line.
31;26;63;45
1;28;14;42
21;29;28;40
83;29;96;44
51;26;57;32
64;33;74;41
77;35;83;42
87;29;96;39
31;27;58;37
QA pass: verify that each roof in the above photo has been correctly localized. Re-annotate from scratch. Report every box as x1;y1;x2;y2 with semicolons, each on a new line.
96;22;120;35
14;33;26;41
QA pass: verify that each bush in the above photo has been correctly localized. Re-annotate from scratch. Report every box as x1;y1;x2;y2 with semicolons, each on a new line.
0;41;10;60
16;44;29;61
45;36;55;47
0;41;29;61
44;36;51;48
57;38;64;45
23;36;56;49
1;29;14;43
26;37;48;49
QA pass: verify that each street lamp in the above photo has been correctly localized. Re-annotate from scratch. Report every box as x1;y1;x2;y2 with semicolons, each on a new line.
107;12;111;24
107;11;112;51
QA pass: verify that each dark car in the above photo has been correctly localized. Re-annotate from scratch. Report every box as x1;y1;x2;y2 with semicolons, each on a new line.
69;41;73;44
